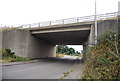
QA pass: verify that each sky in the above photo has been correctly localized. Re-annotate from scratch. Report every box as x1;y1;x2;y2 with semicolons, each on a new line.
0;0;119;52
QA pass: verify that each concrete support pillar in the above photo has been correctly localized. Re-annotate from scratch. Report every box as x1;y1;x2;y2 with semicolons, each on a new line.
81;24;95;61
88;24;95;47
2;30;56;59
27;34;56;59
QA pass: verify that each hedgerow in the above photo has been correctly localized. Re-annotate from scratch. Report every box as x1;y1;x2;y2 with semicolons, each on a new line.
82;31;120;79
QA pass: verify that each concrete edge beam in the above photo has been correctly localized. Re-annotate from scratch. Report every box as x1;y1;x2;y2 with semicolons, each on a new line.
32;28;91;34
28;22;94;31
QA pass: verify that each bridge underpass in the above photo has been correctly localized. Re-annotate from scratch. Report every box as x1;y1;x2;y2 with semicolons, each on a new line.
32;31;91;61
2;22;93;61
29;22;92;60
2;12;118;61
32;30;90;45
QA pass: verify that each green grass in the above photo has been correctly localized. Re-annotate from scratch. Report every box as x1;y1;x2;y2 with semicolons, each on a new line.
1;56;29;63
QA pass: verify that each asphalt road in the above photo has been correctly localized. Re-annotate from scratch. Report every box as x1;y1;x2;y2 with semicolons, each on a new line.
2;58;77;79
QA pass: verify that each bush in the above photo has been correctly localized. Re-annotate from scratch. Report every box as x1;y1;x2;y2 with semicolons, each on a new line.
1;48;29;62
82;31;120;79
2;48;15;57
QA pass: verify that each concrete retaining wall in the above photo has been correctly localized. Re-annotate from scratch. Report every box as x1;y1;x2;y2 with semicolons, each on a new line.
2;30;56;59
83;20;118;61
97;20;118;36
2;30;29;57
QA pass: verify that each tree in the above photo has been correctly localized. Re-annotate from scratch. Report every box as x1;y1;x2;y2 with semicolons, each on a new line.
76;51;80;54
56;45;68;54
69;48;75;55
56;45;78;55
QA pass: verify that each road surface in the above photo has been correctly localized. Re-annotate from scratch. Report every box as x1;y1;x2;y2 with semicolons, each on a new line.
2;57;81;79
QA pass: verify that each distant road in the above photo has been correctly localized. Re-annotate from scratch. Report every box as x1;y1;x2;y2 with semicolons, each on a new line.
64;55;82;59
2;58;76;79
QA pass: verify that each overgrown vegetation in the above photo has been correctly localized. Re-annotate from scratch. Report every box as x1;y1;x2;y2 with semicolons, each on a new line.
1;48;29;62
82;31;120;79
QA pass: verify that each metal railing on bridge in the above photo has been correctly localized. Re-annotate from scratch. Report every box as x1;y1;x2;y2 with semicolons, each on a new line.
1;11;120;28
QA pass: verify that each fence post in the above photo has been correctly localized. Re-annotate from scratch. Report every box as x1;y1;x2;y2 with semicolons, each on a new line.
39;23;40;27
77;17;79;22
62;19;64;24
114;12;117;17
21;25;23;28
50;21;51;26
106;13;108;19
29;24;31;28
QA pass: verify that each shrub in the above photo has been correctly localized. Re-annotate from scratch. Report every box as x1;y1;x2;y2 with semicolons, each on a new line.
82;31;120;79
2;48;15;57
1;48;29;62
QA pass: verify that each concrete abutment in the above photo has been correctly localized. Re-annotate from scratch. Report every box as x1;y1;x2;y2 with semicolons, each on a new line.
2;30;56;59
81;19;118;61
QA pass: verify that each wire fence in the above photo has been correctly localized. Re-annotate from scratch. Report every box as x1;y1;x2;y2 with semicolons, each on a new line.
1;11;120;28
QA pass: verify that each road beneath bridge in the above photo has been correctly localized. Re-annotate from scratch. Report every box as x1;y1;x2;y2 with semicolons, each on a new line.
2;57;84;79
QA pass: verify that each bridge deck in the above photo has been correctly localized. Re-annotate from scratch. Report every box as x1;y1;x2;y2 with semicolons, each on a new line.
28;21;94;31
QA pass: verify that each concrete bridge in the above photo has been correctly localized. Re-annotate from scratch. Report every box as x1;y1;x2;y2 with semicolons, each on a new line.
2;12;119;61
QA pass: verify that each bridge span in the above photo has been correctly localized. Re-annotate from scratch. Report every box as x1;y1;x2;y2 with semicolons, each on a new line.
2;12;119;61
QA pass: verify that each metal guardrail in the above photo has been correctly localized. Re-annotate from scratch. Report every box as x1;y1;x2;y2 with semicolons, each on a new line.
1;11;120;28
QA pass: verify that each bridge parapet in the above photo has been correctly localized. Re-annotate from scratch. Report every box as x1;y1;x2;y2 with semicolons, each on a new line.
1;12;119;28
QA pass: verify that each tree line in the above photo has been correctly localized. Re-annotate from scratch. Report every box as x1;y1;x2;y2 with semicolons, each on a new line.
56;45;80;55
